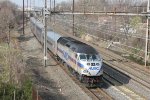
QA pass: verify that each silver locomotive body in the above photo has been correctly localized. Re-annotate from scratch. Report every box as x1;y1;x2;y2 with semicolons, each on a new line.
30;17;103;85
57;37;103;84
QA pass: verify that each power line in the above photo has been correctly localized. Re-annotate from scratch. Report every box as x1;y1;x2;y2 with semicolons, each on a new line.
51;20;147;59
50;16;148;58
39;0;150;67
54;17;148;40
53;11;150;16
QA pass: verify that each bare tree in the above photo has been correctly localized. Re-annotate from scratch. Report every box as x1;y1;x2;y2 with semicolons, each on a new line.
0;1;18;41
0;1;25;85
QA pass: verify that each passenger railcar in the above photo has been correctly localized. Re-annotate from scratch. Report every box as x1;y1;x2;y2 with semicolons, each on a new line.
30;17;103;86
30;17;44;43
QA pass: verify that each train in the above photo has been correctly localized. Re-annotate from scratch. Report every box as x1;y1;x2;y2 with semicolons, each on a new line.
30;17;103;86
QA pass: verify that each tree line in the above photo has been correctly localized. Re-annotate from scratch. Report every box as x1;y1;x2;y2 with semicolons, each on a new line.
0;1;32;100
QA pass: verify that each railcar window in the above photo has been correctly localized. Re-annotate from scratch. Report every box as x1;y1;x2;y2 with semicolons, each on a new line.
66;44;70;47
96;55;101;61
75;54;77;58
60;39;68;45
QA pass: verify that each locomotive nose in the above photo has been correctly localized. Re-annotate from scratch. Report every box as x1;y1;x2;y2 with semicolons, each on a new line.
86;62;103;76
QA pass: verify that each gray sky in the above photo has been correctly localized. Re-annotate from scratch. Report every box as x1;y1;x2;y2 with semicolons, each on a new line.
9;0;68;7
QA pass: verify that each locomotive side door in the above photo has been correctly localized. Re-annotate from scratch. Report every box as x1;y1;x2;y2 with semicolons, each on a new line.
75;53;79;72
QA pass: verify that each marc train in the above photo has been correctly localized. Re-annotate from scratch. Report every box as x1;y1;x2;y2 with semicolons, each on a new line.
30;17;103;85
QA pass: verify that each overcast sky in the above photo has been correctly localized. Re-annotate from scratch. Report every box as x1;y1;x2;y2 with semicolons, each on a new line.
8;0;148;7
10;0;68;7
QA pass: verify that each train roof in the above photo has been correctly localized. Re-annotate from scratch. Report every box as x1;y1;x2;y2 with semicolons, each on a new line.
30;17;36;24
30;17;44;29
36;21;44;29
47;31;62;42
58;37;98;54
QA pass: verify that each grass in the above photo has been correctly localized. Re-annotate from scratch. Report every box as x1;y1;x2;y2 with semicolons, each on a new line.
0;43;32;99
126;54;150;66
109;48;150;66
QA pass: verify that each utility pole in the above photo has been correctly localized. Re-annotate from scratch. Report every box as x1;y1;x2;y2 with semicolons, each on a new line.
27;0;28;16
145;0;150;67
23;0;25;35
54;0;55;13
50;0;51;21
72;0;75;36
54;0;55;24
50;0;51;11
44;0;48;67
30;0;31;11
26;0;28;24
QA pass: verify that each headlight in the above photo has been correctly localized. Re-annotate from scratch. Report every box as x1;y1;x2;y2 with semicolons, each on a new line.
83;69;88;73
83;69;91;75
87;63;90;66
96;63;100;66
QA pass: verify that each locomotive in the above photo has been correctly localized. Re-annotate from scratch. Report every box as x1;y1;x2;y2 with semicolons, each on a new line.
30;17;103;86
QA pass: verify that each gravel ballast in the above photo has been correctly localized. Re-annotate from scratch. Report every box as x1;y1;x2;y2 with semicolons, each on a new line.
17;26;92;100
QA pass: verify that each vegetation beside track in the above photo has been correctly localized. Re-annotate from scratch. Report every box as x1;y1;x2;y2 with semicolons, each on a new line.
0;1;33;99
0;43;32;100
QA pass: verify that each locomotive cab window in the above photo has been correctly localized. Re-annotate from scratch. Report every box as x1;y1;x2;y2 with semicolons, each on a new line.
79;54;101;61
79;54;86;61
75;54;77;58
66;44;70;47
71;47;76;52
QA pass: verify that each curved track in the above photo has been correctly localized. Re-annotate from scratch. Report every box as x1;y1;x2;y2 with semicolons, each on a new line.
103;69;147;99
98;48;150;91
37;19;150;99
47;50;112;100
89;88;113;100
51;22;150;98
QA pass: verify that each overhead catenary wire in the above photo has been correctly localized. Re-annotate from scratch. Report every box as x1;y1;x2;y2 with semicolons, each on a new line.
54;20;147;57
50;14;150;59
53;16;149;40
52;20;147;59
54;17;147;43
46;0;150;66
55;17;147;43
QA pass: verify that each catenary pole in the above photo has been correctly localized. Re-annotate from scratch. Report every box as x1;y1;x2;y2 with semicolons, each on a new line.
50;0;51;21
27;0;28;24
72;0;75;36
30;0;31;11
23;0;25;35
145;0;150;67
44;0;48;67
27;0;28;15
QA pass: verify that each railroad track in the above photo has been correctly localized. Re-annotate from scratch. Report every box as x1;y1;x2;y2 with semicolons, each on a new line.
98;48;150;89
103;70;147;100
48;21;150;99
49;20;150;86
47;50;113;100
89;88;113;100
99;48;149;99
51;17;150;79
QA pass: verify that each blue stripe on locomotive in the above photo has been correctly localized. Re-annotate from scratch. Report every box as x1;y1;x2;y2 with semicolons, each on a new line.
57;47;63;54
77;62;84;68
57;47;84;68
